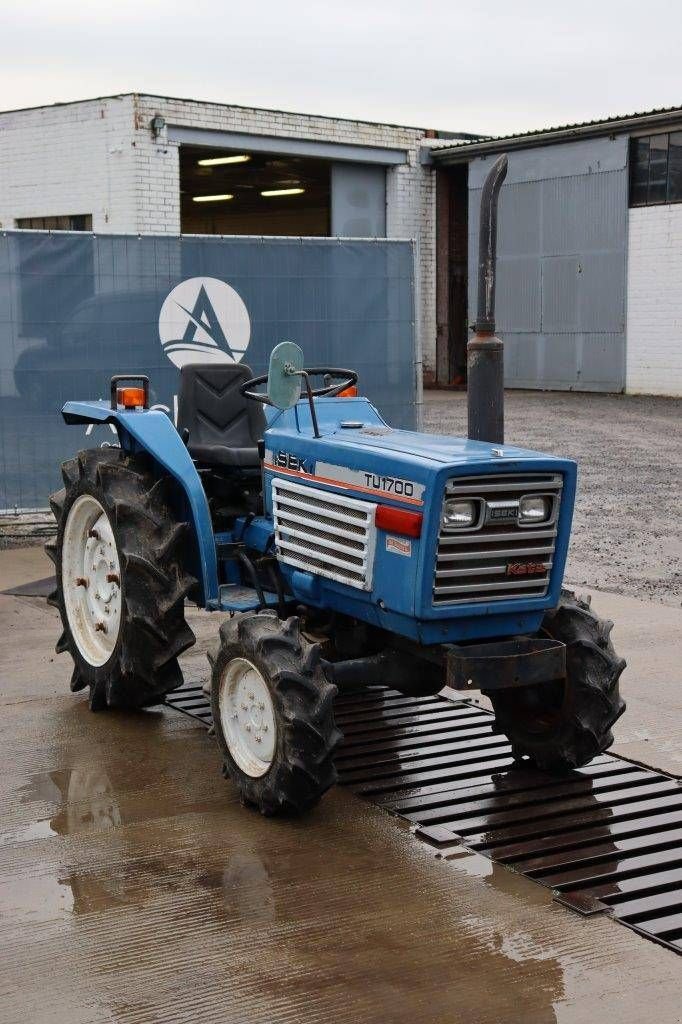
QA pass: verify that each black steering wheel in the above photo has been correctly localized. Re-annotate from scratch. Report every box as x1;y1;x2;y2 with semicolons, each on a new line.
240;366;358;405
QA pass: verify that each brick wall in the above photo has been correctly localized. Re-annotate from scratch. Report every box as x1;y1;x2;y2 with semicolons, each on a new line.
0;96;137;232
627;204;682;396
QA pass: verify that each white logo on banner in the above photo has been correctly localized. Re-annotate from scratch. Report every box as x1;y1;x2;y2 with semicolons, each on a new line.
158;277;251;368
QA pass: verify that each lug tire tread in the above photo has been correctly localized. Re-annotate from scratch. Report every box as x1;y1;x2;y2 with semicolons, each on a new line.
485;588;626;771
209;610;341;815
48;448;196;710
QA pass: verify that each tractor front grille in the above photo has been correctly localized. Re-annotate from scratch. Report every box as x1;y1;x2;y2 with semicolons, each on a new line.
433;473;563;605
272;478;377;591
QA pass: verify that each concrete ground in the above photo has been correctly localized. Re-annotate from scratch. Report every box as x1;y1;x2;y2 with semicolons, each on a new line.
0;540;680;1024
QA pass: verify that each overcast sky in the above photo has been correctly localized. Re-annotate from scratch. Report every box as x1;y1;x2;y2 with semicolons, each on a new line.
1;0;680;136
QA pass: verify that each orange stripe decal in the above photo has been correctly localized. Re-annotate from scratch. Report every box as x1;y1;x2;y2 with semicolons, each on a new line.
262;462;424;506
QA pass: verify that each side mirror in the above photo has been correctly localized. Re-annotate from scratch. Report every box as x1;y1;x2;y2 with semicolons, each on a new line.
267;341;304;410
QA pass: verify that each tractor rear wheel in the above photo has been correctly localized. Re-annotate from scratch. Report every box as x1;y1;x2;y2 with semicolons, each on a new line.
47;448;196;710
484;590;626;771
209;611;341;815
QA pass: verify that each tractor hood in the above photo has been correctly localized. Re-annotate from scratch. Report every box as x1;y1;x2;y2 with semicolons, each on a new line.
265;396;556;471
326;425;544;466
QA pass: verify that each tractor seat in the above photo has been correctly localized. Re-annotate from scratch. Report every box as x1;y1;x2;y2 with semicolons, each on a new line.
177;363;266;470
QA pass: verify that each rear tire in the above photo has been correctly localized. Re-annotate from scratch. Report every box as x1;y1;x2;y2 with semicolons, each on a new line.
47;448;196;710
209;611;341;815
484;589;626;771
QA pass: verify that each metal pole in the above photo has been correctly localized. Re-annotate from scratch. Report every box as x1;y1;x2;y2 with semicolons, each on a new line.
467;153;508;444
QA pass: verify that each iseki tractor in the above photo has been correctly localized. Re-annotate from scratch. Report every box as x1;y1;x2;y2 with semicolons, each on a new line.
47;156;625;815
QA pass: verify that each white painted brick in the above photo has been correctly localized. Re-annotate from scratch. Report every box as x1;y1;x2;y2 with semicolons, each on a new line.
626;205;682;396
0;96;137;232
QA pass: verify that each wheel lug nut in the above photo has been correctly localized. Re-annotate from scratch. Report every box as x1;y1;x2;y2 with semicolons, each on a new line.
262;724;268;732
106;572;120;585
245;724;251;732
255;736;262;743
88;529;99;540
74;576;88;588
94;621;107;633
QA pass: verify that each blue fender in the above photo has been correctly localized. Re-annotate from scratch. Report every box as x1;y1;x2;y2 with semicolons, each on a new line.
62;401;219;608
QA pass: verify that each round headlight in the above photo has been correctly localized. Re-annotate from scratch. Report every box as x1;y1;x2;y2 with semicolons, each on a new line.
442;498;477;530
519;494;551;524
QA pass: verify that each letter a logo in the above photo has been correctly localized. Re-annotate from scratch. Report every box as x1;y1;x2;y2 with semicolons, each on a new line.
159;277;251;369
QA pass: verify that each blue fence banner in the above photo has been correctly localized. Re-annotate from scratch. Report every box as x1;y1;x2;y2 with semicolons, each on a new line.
0;232;416;510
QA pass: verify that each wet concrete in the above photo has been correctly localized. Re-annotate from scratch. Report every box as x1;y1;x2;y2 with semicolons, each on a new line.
1;548;681;1022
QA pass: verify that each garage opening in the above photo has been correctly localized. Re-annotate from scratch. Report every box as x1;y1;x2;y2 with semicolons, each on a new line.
180;145;331;235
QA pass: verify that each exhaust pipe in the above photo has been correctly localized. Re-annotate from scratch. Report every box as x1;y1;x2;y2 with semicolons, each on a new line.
467;153;508;445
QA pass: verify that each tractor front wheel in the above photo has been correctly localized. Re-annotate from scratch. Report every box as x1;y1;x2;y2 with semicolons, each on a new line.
484;590;626;772
47;448;196;710
209;612;341;815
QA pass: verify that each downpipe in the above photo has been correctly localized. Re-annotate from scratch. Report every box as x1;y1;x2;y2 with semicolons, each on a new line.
467;154;508;445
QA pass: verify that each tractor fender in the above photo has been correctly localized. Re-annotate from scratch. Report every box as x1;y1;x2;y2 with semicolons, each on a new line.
61;400;219;607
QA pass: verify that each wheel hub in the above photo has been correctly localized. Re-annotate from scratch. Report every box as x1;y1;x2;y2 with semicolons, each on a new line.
219;658;276;778
62;494;122;666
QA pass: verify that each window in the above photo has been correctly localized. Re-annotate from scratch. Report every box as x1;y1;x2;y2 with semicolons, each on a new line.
629;132;682;206
15;214;92;230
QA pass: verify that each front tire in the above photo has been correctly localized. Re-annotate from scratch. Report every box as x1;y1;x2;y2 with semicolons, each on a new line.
47;448;196;710
485;590;626;771
209;612;341;815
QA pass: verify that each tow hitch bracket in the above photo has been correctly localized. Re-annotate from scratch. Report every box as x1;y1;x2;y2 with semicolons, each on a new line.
445;636;566;691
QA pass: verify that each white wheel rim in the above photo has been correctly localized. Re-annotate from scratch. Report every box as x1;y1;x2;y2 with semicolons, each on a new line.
218;658;277;778
62;494;122;667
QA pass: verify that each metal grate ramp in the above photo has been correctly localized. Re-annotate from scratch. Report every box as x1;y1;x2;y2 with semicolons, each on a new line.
165;684;682;954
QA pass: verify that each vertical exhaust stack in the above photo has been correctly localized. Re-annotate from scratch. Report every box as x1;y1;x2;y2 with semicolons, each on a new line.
467;154;508;444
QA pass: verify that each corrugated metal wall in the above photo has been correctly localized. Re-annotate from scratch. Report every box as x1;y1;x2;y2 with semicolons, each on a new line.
468;136;628;391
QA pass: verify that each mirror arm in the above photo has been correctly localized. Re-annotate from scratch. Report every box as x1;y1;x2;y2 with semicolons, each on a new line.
295;371;321;438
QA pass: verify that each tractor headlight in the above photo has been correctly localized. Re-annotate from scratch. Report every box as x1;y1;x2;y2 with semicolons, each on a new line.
442;498;478;530
519;494;551;524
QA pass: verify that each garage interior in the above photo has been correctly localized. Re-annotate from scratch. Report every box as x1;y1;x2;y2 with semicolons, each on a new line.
180;145;331;236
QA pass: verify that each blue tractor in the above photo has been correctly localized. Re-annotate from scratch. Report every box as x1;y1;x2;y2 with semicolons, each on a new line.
47;157;625;815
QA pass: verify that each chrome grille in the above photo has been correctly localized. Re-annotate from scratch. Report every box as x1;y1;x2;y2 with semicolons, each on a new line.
272;478;377;591
433;473;563;605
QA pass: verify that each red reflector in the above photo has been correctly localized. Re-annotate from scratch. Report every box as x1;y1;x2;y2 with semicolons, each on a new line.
338;385;358;397
375;505;422;538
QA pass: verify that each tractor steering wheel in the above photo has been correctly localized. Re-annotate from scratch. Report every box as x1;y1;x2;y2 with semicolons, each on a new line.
240;367;358;405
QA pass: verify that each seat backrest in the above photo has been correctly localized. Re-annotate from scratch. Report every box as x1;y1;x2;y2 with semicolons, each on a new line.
177;363;266;450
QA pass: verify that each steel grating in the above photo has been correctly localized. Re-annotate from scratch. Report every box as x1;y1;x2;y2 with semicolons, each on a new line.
165;684;682;954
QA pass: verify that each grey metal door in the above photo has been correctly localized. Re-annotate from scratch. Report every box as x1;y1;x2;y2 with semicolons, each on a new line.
331;163;386;237
468;137;628;392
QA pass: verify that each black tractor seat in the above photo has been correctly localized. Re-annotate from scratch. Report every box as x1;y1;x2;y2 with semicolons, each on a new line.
177;363;266;470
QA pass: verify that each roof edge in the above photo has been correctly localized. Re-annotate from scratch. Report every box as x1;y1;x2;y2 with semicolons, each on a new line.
0;91;470;137
430;105;682;163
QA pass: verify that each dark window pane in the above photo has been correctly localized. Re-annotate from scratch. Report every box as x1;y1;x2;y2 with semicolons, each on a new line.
648;133;669;204
70;214;92;231
15;213;92;231
668;131;682;202
630;136;650;205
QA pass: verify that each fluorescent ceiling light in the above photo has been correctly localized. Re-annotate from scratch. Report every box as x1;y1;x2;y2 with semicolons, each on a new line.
192;194;234;203
260;187;305;197
197;154;251;166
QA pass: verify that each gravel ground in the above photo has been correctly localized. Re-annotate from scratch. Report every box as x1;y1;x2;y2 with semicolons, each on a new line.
424;389;682;607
